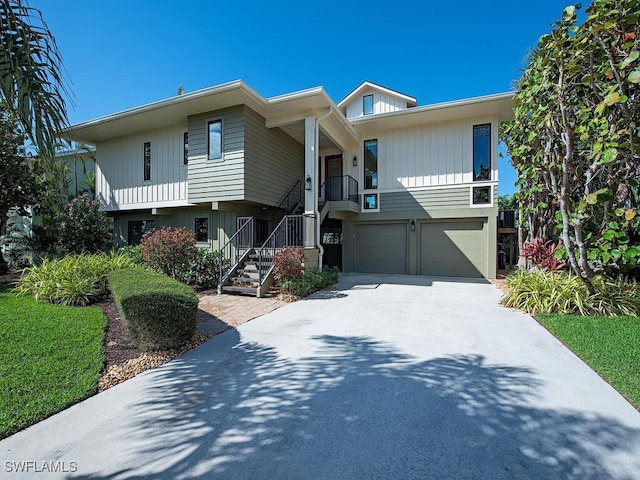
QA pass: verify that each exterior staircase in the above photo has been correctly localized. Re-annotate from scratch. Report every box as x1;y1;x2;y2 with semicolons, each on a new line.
218;180;304;297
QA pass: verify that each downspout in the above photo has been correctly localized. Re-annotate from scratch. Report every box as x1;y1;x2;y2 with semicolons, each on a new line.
315;107;333;271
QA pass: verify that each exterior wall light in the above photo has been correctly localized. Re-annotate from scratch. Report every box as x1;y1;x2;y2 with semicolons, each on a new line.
353;156;358;167
410;219;416;231
305;175;312;190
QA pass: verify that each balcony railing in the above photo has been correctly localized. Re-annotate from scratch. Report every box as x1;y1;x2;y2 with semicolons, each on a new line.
320;175;359;206
498;210;517;229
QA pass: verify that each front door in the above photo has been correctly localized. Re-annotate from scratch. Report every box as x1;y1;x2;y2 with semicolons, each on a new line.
325;154;343;201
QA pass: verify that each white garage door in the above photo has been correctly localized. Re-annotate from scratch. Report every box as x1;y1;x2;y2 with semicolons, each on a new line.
354;223;407;274
420;221;485;278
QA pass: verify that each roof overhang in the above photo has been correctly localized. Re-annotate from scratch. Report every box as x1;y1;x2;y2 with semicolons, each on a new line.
349;92;515;134
63;80;268;144
63;80;358;149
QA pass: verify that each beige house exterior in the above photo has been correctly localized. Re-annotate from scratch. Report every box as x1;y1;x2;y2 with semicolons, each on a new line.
65;80;513;283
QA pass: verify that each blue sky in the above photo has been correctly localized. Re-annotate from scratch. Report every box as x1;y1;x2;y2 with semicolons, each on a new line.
30;0;577;196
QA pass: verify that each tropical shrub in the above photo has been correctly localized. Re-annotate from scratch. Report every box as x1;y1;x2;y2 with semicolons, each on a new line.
141;227;197;283
56;194;112;254
521;238;566;272
279;267;340;298
183;248;224;289
502;269;640;317
16;251;137;306
116;244;144;265
273;246;305;282
108;268;198;350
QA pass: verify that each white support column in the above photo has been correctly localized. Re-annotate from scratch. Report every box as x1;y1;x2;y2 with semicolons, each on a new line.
303;116;317;249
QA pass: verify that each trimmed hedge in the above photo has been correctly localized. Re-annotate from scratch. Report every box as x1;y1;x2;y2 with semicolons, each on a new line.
108;268;198;351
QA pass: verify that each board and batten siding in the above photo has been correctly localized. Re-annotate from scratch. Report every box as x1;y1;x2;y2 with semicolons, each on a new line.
346;88;408;119
96;124;188;211
364;116;499;191
243;106;304;207
187;106;245;203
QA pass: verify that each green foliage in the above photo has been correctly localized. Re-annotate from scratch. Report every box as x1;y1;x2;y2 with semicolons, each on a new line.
16;251;137;306
56;193;112;254
141;226;197;283
501;0;640;281
502;269;640;316
116;244;144;265
183;248;224;289
0;102;38;273
0;283;106;439
498;194;517;211
0;0;69;157
538;313;640;409
279;267;340;297
273;246;305;281
108;268;198;351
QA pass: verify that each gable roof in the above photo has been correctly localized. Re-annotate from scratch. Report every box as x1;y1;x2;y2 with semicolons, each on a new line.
337;81;418;109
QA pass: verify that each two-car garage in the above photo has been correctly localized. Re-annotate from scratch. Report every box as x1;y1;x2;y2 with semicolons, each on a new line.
352;220;487;278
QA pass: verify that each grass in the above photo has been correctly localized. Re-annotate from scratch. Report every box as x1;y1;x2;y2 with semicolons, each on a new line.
537;313;640;409
0;283;107;440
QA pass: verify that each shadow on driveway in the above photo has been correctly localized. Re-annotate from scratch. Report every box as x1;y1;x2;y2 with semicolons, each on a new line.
70;330;640;480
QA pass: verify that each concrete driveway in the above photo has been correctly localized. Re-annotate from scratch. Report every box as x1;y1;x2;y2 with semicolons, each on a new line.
2;273;640;479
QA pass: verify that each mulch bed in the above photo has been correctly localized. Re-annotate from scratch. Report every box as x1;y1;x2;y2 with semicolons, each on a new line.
93;295;212;391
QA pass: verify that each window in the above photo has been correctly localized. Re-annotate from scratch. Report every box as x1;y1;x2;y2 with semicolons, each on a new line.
208;120;222;160
363;94;373;115
473;124;491;181
143;141;151;181
472;186;492;205
128;220;155;245
195;217;208;242
183;132;189;165
363;193;379;210
364;139;378;189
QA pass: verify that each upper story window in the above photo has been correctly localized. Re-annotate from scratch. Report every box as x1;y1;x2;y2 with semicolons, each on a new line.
143;141;151;181
363;94;373;115
364;139;378;189
208;119;222;160
183;132;189;165
473;124;491;181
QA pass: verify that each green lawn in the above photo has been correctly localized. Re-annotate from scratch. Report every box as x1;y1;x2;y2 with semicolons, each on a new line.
537;313;640;409
0;283;106;439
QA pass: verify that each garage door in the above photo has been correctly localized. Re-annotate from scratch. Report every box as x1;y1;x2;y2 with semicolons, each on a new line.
354;223;407;274
420;221;484;278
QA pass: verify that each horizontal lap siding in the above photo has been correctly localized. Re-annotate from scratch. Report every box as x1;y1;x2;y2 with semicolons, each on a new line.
381;187;470;212
187;106;245;203
97;125;188;210
243;106;304;207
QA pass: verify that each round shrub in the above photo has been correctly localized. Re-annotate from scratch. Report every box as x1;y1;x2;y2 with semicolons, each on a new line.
108;268;198;350
273;246;305;282
141;227;197;283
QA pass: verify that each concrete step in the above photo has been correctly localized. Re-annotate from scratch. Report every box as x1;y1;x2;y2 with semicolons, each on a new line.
221;285;258;295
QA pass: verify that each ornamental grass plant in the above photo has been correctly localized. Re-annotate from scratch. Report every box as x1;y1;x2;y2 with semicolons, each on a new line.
502;268;640;317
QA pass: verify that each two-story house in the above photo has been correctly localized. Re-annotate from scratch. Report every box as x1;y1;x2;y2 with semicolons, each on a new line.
64;80;513;294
